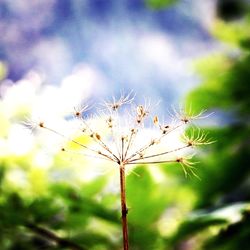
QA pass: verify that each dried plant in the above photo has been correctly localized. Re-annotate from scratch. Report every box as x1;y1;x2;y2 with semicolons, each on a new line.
28;92;212;250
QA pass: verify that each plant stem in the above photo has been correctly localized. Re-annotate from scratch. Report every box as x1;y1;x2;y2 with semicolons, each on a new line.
119;163;129;250
25;223;86;250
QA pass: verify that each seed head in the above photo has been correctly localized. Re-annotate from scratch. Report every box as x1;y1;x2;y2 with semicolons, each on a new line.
104;91;134;112
182;129;214;147
170;105;209;125
153;116;159;125
39;122;44;128
33;93;212;177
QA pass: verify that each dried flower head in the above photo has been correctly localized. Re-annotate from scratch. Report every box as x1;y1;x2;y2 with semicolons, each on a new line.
73;104;90;118
170;105;209;125
31;93;212;178
27;92;214;250
182;129;215;147
103;91;135;112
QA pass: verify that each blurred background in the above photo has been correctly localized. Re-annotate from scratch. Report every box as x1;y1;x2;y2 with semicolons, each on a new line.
1;0;250;249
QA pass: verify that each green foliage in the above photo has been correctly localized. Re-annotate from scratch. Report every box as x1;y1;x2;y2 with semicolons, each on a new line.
212;19;250;47
188;52;250;116
204;211;250;250
145;0;178;9
171;203;250;244
0;179;121;249
127;167;168;227
126;167;168;249
180;5;250;249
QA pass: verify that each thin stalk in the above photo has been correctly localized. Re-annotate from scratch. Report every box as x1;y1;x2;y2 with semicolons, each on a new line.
128;145;190;163
126;123;183;162
119;163;129;250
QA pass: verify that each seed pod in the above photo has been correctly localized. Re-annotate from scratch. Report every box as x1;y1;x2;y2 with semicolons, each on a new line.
95;133;101;140
39;122;44;128
137;105;144;116
153;116;159;125
75;111;81;117
107;116;113;128
131;128;137;134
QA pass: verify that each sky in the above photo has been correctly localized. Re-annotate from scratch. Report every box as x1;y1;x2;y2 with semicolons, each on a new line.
0;0;219;107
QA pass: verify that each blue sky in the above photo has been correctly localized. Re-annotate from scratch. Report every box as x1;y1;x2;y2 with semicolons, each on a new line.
0;0;219;107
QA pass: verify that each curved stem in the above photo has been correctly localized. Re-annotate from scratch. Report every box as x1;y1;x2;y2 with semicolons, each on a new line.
26;223;86;250
119;163;129;250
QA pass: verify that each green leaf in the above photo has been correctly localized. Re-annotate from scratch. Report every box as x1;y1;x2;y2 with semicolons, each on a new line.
171;203;250;244
126;167;168;227
145;0;178;9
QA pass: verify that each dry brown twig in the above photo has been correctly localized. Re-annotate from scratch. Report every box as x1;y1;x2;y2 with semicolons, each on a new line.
28;92;213;250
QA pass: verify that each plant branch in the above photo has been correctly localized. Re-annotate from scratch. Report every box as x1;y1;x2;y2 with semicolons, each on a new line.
126;123;183;162
128;145;190;163
126;160;176;165
25;223;86;250
119;163;129;250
